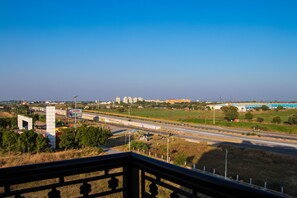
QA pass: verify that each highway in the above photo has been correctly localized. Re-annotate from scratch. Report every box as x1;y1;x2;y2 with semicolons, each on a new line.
83;112;297;156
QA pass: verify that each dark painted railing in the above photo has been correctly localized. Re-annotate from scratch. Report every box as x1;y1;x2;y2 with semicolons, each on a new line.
0;152;285;198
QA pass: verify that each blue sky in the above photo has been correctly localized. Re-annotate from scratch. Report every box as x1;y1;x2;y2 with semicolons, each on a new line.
0;0;296;101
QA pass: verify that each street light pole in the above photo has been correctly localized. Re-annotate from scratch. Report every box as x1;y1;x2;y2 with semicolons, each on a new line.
213;107;216;125
73;95;78;134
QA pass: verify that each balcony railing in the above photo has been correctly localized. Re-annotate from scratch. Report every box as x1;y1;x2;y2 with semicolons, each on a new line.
0;152;285;198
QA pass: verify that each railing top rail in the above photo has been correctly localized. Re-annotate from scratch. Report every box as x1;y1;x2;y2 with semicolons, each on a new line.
131;153;285;198
0;152;131;186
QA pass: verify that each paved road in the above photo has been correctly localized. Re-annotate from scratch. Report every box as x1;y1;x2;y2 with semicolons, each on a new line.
84;112;297;156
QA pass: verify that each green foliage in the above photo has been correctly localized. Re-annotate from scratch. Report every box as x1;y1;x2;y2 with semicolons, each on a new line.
36;134;50;153
130;140;149;151
173;153;188;165
2;130;19;152
271;116;281;124
257;117;264;123
261;105;270;111
17;130;38;153
39;115;46;122
17;105;30;115
60;126;112;150
59;128;76;150
1;129;50;153
0;117;17;129
76;126;112;148
117;107;126;113
245;112;253;120
221;106;239;121
276;105;284;110
288;114;297;125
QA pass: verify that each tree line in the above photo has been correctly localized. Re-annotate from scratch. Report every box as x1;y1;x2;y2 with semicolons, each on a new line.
221;106;297;125
0;129;51;153
59;126;112;150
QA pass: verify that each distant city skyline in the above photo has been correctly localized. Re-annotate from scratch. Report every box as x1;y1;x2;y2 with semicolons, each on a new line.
1;1;296;101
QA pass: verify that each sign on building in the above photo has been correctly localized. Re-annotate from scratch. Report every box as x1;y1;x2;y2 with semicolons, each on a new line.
67;109;82;118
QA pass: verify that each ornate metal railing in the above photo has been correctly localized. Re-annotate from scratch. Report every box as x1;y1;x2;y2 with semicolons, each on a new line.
0;152;285;198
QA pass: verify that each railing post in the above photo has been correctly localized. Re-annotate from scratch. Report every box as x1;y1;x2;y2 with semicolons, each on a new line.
123;159;140;198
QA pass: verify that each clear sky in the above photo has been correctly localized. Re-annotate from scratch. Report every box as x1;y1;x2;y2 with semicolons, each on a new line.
0;0;296;101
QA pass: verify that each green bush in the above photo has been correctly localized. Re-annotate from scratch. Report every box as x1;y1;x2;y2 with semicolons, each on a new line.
257;117;264;123
245;112;253;120
288;114;297;125
130;140;149;151
271;116;281;124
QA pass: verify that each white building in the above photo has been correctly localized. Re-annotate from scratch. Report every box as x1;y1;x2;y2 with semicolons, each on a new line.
133;97;138;103
115;96;121;104
128;97;133;103
46;106;56;148
138;97;144;102
123;96;128;104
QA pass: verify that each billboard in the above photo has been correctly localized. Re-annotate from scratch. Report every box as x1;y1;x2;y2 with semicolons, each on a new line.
67;109;82;118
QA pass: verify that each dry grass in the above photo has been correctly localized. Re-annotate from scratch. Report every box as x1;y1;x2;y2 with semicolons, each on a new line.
0;148;103;168
0;112;14;118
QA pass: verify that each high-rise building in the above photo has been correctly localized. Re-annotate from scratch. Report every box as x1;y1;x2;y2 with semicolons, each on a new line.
138;97;144;102
115;96;121;104
133;97;138;103
128;97;133;103
46;106;56;148
123;96;128;104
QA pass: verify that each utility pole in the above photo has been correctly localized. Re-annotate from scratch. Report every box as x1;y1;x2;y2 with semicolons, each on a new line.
73;95;78;134
224;149;228;179
128;106;131;115
213;107;216;125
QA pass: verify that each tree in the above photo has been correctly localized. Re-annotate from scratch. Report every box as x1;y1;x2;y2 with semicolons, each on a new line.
2;130;18;152
36;134;50;153
245;112;253;120
221;106;239;121
276;105;284;110
17;105;30;115
17;130;37;153
59;128;76;150
261;105;270;111
271;116;281;124
17;133;27;153
257;117;264;123
82;126;111;147
288;114;297;125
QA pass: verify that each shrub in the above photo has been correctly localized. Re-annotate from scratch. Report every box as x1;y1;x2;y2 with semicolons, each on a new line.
245;112;253;120
130;140;149;151
271;116;281;124
256;117;264;123
288;114;297;125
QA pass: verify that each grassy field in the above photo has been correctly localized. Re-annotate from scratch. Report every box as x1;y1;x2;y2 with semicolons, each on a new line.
98;108;297;133
108;133;297;196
